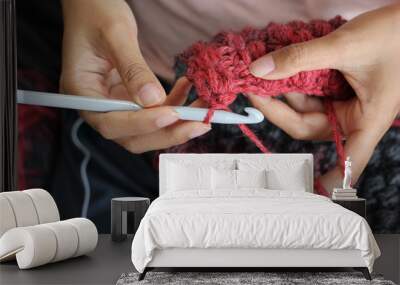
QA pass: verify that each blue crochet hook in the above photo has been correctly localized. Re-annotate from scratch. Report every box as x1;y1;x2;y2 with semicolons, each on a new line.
17;90;264;124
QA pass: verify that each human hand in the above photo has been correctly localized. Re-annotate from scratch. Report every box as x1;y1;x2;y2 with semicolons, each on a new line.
248;4;400;191
60;0;210;153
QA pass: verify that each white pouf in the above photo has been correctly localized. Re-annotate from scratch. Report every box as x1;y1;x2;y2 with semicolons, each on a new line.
0;196;17;237
0;191;39;227
0;218;98;269
24;189;60;224
0;189;98;269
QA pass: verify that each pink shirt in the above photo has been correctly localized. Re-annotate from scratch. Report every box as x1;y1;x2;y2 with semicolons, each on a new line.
128;0;395;82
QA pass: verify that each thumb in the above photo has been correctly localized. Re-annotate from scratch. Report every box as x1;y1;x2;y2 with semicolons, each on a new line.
249;35;340;80
104;25;166;107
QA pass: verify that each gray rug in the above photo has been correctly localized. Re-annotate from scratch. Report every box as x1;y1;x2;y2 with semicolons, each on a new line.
117;272;396;285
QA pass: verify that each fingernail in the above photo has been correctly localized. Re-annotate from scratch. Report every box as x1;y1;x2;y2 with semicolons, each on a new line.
249;55;275;77
189;125;211;139
155;114;179;128
137;83;162;106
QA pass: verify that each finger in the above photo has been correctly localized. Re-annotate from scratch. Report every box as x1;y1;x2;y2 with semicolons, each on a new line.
343;130;379;183
321;105;397;191
81;106;180;140
248;94;331;140
164;77;193;106
283;93;325;113
342;120;391;183
81;80;206;140
249;34;341;80
116;93;211;153
103;69;131;100
108;83;131;101
105;68;123;90
103;23;166;107
62;66;176;140
320;127;386;192
188;98;208;108
117;122;211;154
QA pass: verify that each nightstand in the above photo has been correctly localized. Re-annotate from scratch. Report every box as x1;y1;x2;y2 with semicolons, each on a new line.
332;198;366;218
111;197;150;242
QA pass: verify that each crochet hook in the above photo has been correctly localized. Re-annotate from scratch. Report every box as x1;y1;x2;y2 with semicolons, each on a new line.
17;90;264;124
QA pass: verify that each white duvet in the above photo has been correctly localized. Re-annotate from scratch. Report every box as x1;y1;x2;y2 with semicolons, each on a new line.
131;190;380;273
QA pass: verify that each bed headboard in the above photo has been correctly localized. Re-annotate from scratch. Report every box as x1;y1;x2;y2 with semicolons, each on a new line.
159;153;314;195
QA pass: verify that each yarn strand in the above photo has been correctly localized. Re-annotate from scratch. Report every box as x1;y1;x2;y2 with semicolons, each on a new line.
238;124;269;153
324;99;346;171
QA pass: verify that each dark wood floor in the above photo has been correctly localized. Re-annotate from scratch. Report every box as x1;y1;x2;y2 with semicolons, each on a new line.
0;234;398;284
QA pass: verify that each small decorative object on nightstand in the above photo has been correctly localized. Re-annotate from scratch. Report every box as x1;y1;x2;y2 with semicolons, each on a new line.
332;198;366;218
111;197;150;242
332;157;366;218
332;157;359;200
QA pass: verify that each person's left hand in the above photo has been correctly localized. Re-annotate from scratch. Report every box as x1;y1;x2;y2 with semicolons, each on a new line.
248;4;400;192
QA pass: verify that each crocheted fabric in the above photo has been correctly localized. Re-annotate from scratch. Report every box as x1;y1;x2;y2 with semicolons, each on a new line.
179;16;352;186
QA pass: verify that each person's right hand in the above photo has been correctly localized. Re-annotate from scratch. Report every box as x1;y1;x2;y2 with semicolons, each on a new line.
60;0;211;153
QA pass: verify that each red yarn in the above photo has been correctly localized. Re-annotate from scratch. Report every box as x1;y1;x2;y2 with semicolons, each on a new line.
238;124;269;153
314;178;330;197
181;16;353;172
324;100;345;171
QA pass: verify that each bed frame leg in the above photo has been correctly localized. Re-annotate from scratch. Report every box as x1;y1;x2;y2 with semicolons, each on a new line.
354;267;371;280
138;268;148;281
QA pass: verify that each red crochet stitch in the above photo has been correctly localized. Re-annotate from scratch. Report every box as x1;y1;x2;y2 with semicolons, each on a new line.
180;16;353;172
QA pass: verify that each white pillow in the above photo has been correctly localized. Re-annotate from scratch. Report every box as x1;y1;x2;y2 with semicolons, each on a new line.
166;158;236;171
212;169;267;190
238;159;307;191
266;166;306;191
212;169;237;190
167;163;212;191
236;169;267;189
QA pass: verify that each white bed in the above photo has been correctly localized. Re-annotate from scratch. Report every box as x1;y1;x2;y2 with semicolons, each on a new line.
131;154;380;280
